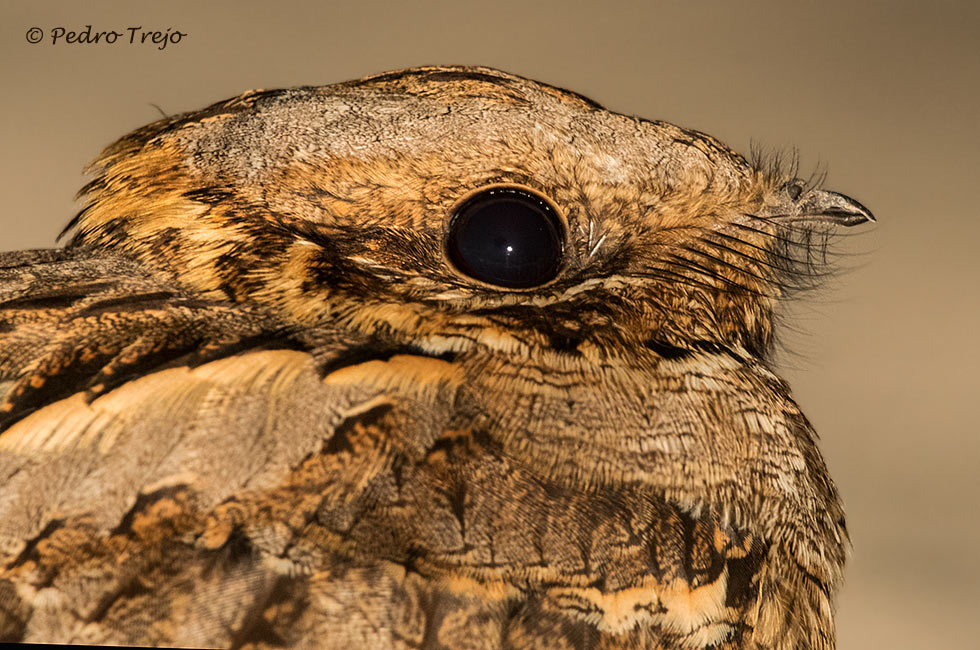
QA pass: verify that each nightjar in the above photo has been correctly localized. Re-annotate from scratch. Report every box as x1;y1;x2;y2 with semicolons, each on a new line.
0;66;873;649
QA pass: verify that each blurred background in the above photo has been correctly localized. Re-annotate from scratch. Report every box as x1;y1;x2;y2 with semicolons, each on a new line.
2;1;977;647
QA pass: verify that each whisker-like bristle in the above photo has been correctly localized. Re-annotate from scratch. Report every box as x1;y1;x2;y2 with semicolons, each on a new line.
700;229;804;269
675;242;773;287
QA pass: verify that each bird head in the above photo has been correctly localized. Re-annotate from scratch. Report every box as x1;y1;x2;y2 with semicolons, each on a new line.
67;66;873;364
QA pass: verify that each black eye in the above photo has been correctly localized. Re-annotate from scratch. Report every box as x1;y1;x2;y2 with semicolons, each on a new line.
447;187;564;289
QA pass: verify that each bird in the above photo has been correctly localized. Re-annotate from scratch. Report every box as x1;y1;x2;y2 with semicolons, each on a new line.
0;66;873;649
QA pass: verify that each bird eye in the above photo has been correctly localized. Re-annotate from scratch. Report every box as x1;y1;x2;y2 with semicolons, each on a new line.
447;187;564;289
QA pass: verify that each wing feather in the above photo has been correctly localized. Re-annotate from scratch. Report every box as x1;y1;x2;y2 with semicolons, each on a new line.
2;248;787;649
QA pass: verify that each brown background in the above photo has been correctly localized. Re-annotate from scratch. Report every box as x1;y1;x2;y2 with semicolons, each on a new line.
2;1;977;647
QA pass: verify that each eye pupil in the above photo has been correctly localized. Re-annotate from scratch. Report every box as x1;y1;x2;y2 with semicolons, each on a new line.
447;188;564;289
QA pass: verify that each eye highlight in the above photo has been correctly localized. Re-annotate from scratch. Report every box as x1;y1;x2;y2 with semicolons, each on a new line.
447;187;564;289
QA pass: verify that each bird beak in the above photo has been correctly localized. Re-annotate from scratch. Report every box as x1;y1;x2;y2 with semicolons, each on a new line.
782;189;876;227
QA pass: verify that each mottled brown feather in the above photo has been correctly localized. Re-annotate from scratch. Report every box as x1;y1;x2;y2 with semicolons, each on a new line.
0;65;871;648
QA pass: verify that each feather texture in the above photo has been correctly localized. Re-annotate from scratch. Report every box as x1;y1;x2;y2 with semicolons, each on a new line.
0;66;871;649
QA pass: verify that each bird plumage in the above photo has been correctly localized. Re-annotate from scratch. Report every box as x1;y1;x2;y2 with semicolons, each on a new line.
0;66;871;648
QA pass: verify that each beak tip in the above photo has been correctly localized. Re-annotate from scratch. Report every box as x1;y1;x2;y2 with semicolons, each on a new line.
840;195;876;225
